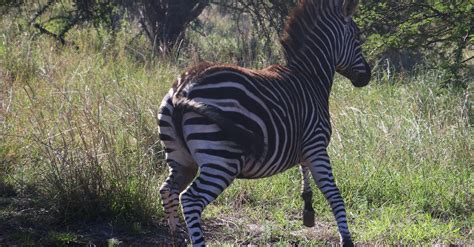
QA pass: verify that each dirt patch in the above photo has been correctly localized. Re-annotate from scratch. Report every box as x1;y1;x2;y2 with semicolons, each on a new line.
1;195;343;246
203;212;341;245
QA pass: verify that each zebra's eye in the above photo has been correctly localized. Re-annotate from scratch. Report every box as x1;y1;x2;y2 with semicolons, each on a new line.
355;31;361;40
353;26;360;38
354;28;366;44
358;31;364;41
358;31;367;44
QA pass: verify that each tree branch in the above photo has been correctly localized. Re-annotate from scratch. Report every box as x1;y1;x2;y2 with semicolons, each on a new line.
461;56;473;64
29;0;56;25
32;23;77;49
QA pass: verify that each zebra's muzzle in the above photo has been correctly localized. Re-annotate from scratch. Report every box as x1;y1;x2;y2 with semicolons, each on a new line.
340;60;371;88
351;69;371;87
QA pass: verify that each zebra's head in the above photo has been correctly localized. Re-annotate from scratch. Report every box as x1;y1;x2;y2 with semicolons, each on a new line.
336;0;371;87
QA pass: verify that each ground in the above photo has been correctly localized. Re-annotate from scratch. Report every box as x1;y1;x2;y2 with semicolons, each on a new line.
0;193;346;246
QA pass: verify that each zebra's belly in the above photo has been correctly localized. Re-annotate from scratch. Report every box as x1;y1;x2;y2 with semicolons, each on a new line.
237;158;299;179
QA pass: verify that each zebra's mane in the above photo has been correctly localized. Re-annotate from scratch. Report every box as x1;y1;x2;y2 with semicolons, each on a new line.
280;0;341;62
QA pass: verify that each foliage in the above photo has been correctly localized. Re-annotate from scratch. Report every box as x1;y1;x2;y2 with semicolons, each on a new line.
1;0;209;53
3;0;471;87
209;0;296;58
211;0;473;87
357;0;473;88
125;0;209;54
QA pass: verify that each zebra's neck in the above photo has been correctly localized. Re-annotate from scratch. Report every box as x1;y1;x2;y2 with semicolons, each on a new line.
281;3;344;104
287;54;336;103
285;41;337;106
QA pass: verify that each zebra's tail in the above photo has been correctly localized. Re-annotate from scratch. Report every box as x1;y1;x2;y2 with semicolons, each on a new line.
172;97;263;159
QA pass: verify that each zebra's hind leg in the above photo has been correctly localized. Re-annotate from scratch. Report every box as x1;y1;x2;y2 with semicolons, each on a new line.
158;89;198;236
180;159;241;246
306;150;353;247
159;161;197;235
180;113;243;246
300;165;315;227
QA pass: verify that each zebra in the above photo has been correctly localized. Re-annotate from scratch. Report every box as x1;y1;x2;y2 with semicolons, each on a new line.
157;0;371;246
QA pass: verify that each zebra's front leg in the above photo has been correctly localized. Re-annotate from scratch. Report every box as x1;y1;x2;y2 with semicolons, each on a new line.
300;165;315;227
306;150;353;247
159;161;197;235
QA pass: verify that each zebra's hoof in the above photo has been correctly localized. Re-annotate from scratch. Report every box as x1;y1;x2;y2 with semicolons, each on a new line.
302;209;315;227
341;238;354;247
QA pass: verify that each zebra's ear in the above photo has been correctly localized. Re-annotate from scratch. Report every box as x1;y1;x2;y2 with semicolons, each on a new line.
342;0;359;17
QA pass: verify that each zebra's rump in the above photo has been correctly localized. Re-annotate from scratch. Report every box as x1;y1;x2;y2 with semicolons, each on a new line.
168;63;304;178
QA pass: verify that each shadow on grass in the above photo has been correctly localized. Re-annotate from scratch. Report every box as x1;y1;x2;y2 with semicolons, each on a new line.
0;193;340;246
0;194;186;246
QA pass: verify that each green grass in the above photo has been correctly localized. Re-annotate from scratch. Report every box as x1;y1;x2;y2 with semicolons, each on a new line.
0;6;472;246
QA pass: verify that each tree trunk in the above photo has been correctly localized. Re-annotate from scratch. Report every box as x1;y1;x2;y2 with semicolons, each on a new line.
138;0;209;54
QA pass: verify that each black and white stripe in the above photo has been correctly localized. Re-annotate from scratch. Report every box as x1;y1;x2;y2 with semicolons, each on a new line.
158;0;371;246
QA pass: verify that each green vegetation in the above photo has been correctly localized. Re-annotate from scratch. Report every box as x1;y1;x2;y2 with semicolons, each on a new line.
0;2;472;246
8;0;471;87
358;1;473;88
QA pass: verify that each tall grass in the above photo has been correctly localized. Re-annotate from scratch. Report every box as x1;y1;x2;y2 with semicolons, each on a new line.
0;18;179;223
0;6;472;245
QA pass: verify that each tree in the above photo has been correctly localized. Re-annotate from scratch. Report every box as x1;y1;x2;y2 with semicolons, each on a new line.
356;0;473;87
128;0;209;54
211;0;297;58
13;0;473;87
24;0;210;54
